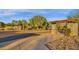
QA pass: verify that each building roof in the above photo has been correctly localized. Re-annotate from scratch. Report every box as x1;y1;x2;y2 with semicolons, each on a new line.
50;19;77;24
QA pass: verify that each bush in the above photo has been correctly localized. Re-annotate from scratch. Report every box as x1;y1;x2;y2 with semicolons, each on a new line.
56;24;71;36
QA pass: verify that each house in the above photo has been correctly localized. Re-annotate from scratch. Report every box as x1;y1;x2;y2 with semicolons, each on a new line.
12;25;21;31
50;19;78;36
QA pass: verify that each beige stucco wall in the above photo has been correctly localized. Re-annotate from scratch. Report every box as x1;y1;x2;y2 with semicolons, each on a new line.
67;23;78;36
51;23;78;39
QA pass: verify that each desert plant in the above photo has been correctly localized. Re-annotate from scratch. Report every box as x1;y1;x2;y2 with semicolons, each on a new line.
29;16;48;30
56;24;71;36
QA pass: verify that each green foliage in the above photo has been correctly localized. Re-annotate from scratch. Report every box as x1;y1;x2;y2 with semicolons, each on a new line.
56;24;71;36
46;22;52;30
6;23;12;26
67;15;73;20
12;20;18;26
73;13;79;19
29;16;48;30
0;15;52;30
0;22;5;28
18;19;27;30
68;13;79;23
63;25;71;36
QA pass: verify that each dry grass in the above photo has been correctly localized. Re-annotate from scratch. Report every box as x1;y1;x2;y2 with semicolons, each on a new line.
46;36;79;50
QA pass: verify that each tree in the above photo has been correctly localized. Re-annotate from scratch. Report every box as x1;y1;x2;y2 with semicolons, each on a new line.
29;16;48;30
67;13;79;21
46;22;52;30
12;20;18;26
6;23;12;26
0;22;5;30
11;19;28;31
18;19;27;30
0;22;5;28
11;20;18;30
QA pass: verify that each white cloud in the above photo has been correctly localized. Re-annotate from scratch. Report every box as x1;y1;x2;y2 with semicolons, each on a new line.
47;17;66;21
0;9;16;16
14;9;49;14
0;9;74;17
0;9;50;17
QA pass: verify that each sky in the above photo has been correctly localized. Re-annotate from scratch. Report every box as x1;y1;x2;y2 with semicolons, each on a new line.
0;9;77;23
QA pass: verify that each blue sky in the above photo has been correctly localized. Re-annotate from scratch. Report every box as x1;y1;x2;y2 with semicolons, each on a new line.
0;9;77;23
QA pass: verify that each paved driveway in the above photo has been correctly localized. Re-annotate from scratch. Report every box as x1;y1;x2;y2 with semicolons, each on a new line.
32;34;52;50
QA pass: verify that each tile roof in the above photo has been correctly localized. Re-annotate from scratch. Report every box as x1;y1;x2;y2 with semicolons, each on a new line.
50;19;77;24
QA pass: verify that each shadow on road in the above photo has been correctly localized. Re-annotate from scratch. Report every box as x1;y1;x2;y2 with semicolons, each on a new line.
0;33;40;43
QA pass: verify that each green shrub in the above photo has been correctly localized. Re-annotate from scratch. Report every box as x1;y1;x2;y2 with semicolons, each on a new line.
56;24;71;36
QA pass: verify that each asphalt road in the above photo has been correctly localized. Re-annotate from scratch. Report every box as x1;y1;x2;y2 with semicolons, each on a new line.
0;31;52;50
0;31;39;48
32;34;52;50
33;38;49;50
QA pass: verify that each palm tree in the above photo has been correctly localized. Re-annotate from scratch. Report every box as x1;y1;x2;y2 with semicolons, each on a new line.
0;22;5;31
12;20;18;26
0;22;5;27
11;20;18;31
18;19;27;30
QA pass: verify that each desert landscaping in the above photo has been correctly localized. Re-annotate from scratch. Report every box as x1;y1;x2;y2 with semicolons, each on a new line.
1;9;79;50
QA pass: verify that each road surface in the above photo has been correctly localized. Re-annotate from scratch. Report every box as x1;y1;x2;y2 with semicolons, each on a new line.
0;31;52;50
32;35;52;50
